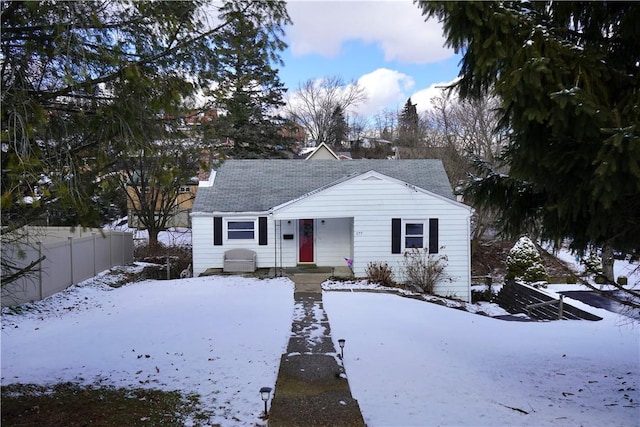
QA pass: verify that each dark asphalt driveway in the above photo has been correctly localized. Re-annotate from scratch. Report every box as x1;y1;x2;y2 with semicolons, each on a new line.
560;290;640;320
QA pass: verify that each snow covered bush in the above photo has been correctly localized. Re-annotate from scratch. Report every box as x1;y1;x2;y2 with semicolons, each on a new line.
401;248;450;294
505;236;548;284
580;251;605;284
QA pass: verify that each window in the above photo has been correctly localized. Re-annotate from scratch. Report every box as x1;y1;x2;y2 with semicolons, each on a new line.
392;218;439;254
405;222;424;249
227;221;255;240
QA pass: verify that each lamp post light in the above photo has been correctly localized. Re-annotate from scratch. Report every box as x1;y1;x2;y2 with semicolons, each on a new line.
338;338;346;359
259;386;272;417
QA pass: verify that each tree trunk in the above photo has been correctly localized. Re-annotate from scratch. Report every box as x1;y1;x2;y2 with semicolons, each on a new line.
148;228;161;251
601;244;615;282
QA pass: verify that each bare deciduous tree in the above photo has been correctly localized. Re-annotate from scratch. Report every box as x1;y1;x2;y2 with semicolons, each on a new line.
372;108;398;141
285;75;366;145
347;112;369;145
426;91;506;246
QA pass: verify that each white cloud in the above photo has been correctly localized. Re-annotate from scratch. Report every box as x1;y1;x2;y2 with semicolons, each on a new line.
286;0;452;64
354;68;414;116
410;79;458;113
284;70;456;119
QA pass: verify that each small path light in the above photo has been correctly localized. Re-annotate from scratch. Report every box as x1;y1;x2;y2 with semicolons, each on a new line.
259;386;272;417
338;338;346;359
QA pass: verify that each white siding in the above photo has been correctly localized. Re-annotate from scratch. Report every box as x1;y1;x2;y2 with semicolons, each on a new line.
193;172;472;301
274;173;472;301
274;219;298;268
315;218;352;266
192;215;281;275
192;215;215;276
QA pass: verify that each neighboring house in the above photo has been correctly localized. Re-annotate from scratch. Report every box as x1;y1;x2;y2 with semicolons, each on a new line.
304;142;341;160
279;122;306;143
126;177;198;229
191;159;473;301
300;142;351;160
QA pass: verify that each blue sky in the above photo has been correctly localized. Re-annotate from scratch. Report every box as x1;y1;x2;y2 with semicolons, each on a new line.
276;0;462;117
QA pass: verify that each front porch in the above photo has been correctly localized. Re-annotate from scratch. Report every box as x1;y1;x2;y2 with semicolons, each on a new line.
200;265;353;280
272;217;354;271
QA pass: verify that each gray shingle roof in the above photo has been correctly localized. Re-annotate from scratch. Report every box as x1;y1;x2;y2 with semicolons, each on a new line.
193;159;455;213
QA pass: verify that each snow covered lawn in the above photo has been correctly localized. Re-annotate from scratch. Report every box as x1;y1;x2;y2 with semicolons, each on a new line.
1;273;294;426
324;291;640;427
2;267;639;426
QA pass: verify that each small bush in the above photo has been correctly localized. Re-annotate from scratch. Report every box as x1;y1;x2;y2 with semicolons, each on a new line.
565;275;578;284
365;262;395;287
594;274;608;284
617;276;628;286
471;286;493;303
401;248;450;294
581;252;603;273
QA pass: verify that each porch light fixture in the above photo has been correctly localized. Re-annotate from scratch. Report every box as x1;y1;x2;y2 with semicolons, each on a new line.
338;338;346;359
259;386;272;417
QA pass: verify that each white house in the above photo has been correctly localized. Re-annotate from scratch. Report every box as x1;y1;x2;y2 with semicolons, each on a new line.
191;159;473;301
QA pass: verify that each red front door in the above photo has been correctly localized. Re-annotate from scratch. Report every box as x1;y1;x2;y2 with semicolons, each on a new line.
299;219;314;263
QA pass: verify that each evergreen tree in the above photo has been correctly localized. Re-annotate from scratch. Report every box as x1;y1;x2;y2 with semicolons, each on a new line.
0;0;291;284
505;236;549;284
210;2;293;158
326;105;348;148
418;2;640;253
397;98;420;147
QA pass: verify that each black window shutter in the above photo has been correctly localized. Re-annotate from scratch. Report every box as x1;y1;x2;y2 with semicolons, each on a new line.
213;217;222;246
258;217;268;245
428;218;439;254
391;218;401;254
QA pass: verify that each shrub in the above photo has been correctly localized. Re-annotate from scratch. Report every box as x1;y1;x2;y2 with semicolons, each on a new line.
580;252;604;278
565;275;578;284
617;276;628;286
505;236;548;283
365;262;395;287
401;248;450;294
471;287;493;303
594;274;608;284
134;243;192;279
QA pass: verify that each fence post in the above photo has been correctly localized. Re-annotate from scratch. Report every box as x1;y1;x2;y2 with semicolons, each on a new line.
558;295;564;320
68;236;74;286
37;241;43;300
92;232;97;276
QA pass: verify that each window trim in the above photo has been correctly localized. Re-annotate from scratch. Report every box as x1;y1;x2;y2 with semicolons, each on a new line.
403;219;426;250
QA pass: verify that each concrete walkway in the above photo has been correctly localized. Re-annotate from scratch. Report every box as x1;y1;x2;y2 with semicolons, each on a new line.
268;270;366;427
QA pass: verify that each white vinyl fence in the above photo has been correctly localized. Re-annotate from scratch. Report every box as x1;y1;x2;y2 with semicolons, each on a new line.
2;227;134;307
